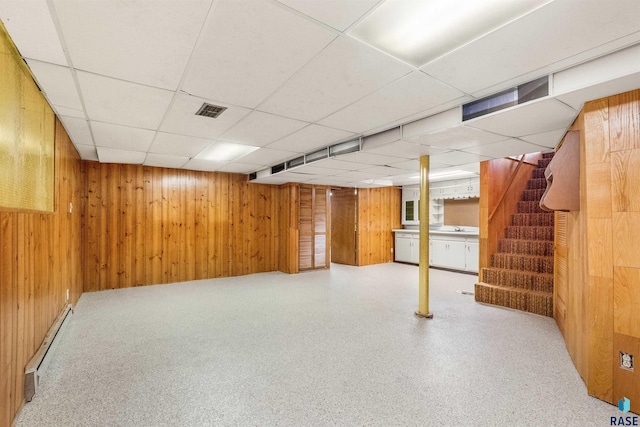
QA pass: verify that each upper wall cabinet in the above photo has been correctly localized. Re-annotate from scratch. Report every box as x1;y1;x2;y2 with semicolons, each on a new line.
430;177;480;200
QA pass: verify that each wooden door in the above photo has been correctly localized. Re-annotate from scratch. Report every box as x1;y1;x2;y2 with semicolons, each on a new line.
298;185;331;270
330;188;357;265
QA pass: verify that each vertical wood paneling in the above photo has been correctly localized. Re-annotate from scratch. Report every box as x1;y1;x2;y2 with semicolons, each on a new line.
558;89;640;410
356;187;401;266
278;183;299;274
0;119;85;426
83;166;281;289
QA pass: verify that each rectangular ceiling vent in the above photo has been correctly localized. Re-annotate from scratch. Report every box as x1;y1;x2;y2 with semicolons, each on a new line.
195;103;227;118
462;76;549;121
271;163;286;174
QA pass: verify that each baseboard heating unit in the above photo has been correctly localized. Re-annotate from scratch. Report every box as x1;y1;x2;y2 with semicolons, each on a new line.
24;304;73;402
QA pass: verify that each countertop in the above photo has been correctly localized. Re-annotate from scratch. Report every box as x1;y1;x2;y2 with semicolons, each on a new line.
393;229;479;237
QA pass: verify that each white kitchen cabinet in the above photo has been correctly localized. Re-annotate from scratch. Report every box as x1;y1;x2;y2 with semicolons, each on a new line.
395;234;413;263
465;241;479;273
395;232;419;264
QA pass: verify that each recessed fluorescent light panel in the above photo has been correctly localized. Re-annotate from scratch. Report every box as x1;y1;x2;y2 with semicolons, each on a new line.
350;0;550;67
196;142;259;162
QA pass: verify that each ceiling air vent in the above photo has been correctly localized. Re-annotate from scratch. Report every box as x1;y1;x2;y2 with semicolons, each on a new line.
462;76;549;121
195;103;227;118
271;163;286;174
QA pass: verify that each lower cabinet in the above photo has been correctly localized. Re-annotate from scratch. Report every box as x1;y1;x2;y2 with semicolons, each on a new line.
429;235;479;273
394;233;419;264
395;232;479;273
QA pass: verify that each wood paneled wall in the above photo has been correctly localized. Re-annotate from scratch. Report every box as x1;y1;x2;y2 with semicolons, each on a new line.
0;118;85;426
556;89;640;412
84;164;280;291
356;187;401;266
479;155;540;277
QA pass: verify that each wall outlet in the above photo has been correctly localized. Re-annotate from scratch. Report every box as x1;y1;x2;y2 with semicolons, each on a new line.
620;351;634;371
66;288;69;302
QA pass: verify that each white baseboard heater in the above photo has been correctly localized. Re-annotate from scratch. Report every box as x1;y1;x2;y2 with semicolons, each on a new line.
24;304;73;402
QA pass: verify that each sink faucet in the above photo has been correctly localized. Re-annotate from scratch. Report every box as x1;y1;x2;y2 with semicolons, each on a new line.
454;226;464;232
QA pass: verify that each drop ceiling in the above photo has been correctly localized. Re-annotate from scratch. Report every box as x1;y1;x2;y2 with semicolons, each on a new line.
1;0;639;187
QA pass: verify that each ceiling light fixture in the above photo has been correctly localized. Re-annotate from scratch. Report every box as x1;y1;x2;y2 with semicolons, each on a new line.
196;141;259;162
350;0;550;67
428;169;475;181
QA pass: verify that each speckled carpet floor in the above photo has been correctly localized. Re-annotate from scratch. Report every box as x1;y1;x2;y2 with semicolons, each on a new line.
16;263;621;426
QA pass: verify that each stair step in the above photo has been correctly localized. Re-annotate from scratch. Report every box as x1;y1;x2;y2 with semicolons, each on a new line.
538;158;552;169
532;168;546;179
481;268;554;292
511;213;554;227
504;226;554;241
474;282;553;317
491;253;554;274
527;178;547;190
522;189;546;201
517;201;546;214
498;239;554;256
542;152;555;159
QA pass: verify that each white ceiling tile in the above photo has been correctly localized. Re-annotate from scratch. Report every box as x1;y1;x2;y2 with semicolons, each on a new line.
25;60;81;110
237;148;299;166
306;176;357;186
463;139;547;159
465;98;577;137
335;170;380;181
182;158;228;172
318;71;466;133
182;0;336;108
220;111;308;147
409;125;507;150
53;106;85;119
555;72;640;111
258;36;413;122
144;153;189;169
429;151;493;166
337;151;406;166
421;1;640;94
92;122;156;152
58;116;93;146
0;0;66;65
52;0;211;90
386;159;420;171
77;72;173;129
365;141;450;159
149;133;213;157
357;165;410;176
309;158;370;171
402;107;461;139
159;93;251;140
250;176;291;185
266;124;355;153
97;147;146;164
217;162;263;174
73;144;98;161
520;128;566;149
271;172;321;182
275;0;379;31
285;165;342;175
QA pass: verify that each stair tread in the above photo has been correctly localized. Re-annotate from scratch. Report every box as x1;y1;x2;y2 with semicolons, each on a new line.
475;282;553;296
482;267;553;278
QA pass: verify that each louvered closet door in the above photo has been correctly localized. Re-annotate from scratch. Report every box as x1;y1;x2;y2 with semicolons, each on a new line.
298;185;331;270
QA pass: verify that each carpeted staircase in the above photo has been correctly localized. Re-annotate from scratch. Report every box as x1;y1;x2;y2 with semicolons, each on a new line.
475;152;555;317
